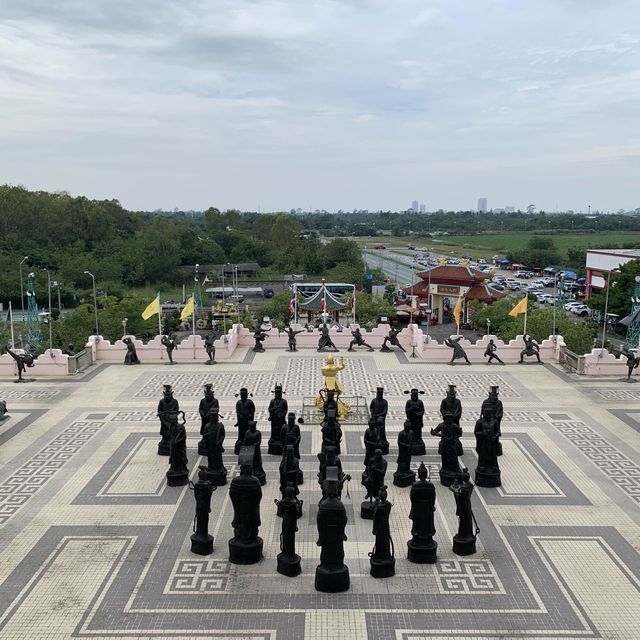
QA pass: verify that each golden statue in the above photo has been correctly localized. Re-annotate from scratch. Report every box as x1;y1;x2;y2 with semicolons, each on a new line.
315;354;351;416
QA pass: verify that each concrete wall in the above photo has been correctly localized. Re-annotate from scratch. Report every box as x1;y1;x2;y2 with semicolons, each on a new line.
583;348;639;377
0;349;70;379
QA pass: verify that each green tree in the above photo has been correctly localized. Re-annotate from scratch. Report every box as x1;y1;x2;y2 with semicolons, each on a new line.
589;259;640;319
255;291;294;328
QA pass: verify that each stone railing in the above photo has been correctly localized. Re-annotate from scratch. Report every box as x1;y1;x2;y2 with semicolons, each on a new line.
582;348;639;378
0;349;71;379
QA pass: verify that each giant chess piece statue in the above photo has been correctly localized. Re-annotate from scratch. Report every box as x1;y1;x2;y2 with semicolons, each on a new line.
243;421;266;485
380;326;406;352
445;336;471;365
166;410;189;487
123;337;141;365
252;328;268;352
157;384;179;456
432;412;462;487
321;388;340;422
369;387;389;454
362;418;380;484
228;447;263;564
234;387;255;455
203;407;227;485
161;334;177;364
0;400;8;422
317;323;339;352
318;448;350;501
519;334;542;364
348;327;374;352
404;388;426;456
362;448;387;519
449;468;478;556
283;325;304;352
474;407;501;487
268;384;288;455
197;383;219;455
4;345;35;382
369;486;395;578
189;466;217;555
275;483;302;576
622;346;640;382
480;385;503;455
280;412;304;484
439;384;463;456
407;462;437;563
315;467;350;592
278;446;302;517
204;333;216;365
393;421;416;487
321;412;343;457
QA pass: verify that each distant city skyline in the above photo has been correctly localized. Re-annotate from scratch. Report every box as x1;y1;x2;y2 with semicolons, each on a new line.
1;1;639;212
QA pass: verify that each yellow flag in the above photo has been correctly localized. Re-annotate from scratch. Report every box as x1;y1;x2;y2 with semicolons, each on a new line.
509;295;528;316
141;295;160;320
180;296;194;321
453;295;462;326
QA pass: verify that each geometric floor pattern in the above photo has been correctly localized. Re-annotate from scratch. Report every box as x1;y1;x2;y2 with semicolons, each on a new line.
0;349;639;639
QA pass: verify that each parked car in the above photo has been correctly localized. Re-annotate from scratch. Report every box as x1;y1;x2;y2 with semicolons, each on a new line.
515;270;534;279
488;283;506;292
536;294;552;304
525;284;543;293
571;304;591;317
564;301;582;312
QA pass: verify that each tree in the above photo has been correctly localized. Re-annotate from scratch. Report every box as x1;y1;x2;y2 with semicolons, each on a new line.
350;291;397;328
255;291;294;328
589;259;640;318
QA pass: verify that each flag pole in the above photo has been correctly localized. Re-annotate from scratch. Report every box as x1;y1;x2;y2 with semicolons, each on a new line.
294;283;298;325
192;294;196;361
158;292;163;359
523;296;528;335
352;285;356;324
9;301;15;348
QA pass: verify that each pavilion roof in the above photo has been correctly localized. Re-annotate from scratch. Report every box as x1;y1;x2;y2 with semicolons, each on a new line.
299;286;346;310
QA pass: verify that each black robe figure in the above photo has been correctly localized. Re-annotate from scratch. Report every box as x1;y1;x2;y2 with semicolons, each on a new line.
449;468;478;556
348;327;374;351
204;408;227;485
407;462;438;563
480;385;504;455
4;345;35;382
243;421;266;486
204;334;216;364
439;384;463;456
405;388;426;455
369;486;395;578
484;338;504;364
445;336;471;365
268;384;288;455
519;334;542;363
361;449;387;519
317;323;338;352
253;328;268;352
166;410;189;487
432;413;462;487
622;346;640;381
369;387;389;454
157;384;179;456
281;412;304;485
321;414;343;456
161;335;177;364
228;447;263;564
318;448;350;501
0;400;7;421
283;326;304;351
275;483;302;576
197;384;219;455
315;468;350;593
189;466;217;555
393;421;416;487
123;337;141;365
321;389;340;422
474;407;501;487
278;446;302;517
234;388;255;454
362;418;380;479
380;326;406;352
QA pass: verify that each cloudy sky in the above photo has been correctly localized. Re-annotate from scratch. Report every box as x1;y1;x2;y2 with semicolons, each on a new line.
1;0;638;212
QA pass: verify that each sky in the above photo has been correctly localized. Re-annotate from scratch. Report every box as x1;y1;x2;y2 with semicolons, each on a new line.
1;0;639;213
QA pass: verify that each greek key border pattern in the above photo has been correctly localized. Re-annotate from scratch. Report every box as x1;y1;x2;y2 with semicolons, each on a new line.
436;559;506;594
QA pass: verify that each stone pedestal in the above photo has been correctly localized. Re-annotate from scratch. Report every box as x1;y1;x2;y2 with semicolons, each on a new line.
393;470;416;488
314;564;350;592
411;440;426;456
268;439;283;455
197;440;208;456
277;552;301;577
452;534;476;556
166;468;189;487
439;468;460;487
360;500;374;519
475;467;501;488
205;468;227;486
190;533;213;555
158;440;170;456
229;536;263;564
370;556;395;578
407;539;438;564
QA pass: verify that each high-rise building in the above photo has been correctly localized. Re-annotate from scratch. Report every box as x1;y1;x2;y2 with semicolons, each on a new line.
478;198;488;213
419;204;426;213
411;200;419;212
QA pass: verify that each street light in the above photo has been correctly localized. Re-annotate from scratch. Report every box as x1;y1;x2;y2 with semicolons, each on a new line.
122;318;128;338
42;268;53;352
486;318;491;335
19;256;28;317
84;271;99;337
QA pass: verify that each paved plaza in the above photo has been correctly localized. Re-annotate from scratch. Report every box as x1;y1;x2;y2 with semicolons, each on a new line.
0;348;639;640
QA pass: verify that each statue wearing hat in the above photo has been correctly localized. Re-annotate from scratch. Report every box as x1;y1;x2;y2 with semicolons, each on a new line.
404;388;426;456
362;448;387;519
480;385;503;455
449;468;478;556
243;421;266;486
439;384;463;455
316;355;350;417
474;406;501;488
369;486;395;578
189;466;217;555
407;462;438;563
234;387;255;455
281;412;304;484
157;384;179;456
198;384;219;455
203;407;227;486
275;483;302;577
393;421;416;487
278;446;302;518
268;384;288;455
432;412;463;487
369;387;389;454
166;410;189;487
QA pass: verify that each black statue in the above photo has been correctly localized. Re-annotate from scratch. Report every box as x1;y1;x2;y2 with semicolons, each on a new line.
622;346;640;382
4;345;35;382
484;338;504;364
275;483;302;576
317;323;338;352
393;421;416;487
380;326;406;352
197;384;219;455
0;400;7;422
228;447;263;564
445;336;471;365
203;408;227;485
243;421;266;485
123;337;140;365
318;447;350;501
315;467;350;592
404;388;426;456
369;387;389;454
480;385;503;455
268;384;288;455
281;412;304;485
431;412;462;487
157;384;179;456
189;466;217;555
362;418;380;479
519;334;542;364
278;446;302;517
407;462;437;563
204;334;216;365
321;412;343;456
362;448;387;519
64;344;76;356
320;388;339;422
348;327;374;352
449;468;478;555
439;384;463;456
166;410;189;487
369;486;395;578
234;387;255;455
283;326;304;351
252;328;268;352
474;406;501;487
161;334;177;364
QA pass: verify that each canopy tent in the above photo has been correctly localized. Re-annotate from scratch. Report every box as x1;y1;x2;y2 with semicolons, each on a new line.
299;285;347;311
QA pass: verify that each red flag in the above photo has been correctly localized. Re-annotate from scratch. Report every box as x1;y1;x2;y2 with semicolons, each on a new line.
288;295;296;315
